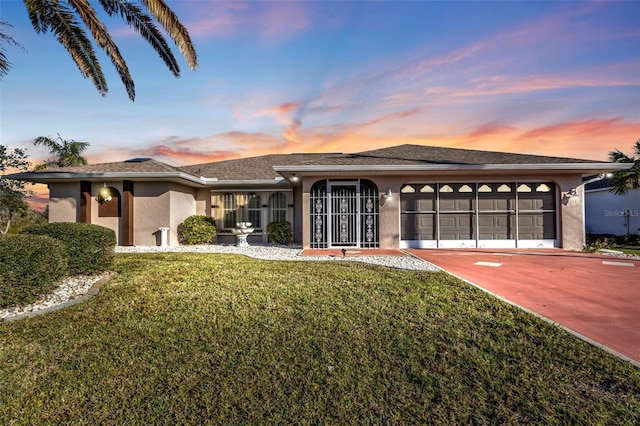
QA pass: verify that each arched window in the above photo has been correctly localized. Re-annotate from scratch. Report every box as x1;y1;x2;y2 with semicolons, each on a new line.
220;193;237;230
247;193;262;230
269;192;287;223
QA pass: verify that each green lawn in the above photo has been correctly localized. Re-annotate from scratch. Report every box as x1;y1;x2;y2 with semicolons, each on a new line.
616;245;640;256
1;253;638;424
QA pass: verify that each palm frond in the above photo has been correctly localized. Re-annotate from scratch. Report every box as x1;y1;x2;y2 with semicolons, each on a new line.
33;134;89;167
0;21;23;78
33;136;62;153
140;0;198;70
25;0;108;96
68;0;134;100
99;0;180;78
608;149;633;163
0;49;10;78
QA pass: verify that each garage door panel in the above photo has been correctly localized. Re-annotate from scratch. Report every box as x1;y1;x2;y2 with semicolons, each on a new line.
401;213;436;240
478;213;515;240
440;213;474;240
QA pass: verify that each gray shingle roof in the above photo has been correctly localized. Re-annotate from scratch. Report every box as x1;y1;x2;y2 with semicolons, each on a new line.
5;143;613;184
181;153;335;180
308;144;602;166
26;159;182;174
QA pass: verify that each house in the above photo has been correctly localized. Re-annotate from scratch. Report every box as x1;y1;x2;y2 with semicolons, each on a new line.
6;144;630;250
585;177;640;236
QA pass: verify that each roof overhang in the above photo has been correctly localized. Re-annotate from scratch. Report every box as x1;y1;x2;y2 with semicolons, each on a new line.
3;172;294;189
3;171;205;187
273;162;632;178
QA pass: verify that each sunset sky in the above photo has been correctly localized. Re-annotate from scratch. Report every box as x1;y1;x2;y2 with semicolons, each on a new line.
1;1;639;209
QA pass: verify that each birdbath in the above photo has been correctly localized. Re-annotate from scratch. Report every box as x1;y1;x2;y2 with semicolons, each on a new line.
232;222;254;247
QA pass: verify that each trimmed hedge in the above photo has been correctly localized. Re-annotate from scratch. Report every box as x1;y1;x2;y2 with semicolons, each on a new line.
267;221;293;245
178;215;217;245
0;234;69;309
22;222;116;275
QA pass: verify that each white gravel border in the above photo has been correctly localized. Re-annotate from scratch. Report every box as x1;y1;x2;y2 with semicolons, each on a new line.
116;243;440;271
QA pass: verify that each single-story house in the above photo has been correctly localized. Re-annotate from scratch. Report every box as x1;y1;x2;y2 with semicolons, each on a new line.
585;177;640;236
6;144;630;250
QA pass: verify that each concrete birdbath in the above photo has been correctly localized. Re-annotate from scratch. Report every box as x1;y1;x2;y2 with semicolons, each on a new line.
232;222;254;247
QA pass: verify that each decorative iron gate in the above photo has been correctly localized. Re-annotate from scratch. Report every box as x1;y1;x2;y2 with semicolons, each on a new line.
310;180;379;249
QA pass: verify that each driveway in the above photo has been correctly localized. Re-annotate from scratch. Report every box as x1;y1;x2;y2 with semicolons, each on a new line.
406;249;640;365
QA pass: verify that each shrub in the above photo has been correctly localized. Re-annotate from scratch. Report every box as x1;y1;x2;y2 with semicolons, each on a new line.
178;215;217;245
0;234;69;309
267;221;293;245
22;222;116;275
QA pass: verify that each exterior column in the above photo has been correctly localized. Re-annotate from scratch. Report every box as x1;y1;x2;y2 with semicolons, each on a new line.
80;181;91;223
122;180;134;246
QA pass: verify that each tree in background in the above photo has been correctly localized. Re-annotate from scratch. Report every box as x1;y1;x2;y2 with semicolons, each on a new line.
608;139;640;195
0;145;33;234
33;134;89;169
1;0;197;101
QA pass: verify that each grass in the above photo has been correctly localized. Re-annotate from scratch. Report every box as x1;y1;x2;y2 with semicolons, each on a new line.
584;233;640;255
615;245;640;256
1;253;639;424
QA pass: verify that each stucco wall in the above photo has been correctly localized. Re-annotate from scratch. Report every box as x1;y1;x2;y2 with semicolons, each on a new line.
168;184;198;246
552;175;585;250
585;188;640;236
48;182;80;223
131;182;172;246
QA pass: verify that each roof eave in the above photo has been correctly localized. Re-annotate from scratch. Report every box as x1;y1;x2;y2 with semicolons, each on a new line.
273;163;631;174
3;171;205;186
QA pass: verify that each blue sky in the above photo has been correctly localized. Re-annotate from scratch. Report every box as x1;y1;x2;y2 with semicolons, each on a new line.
1;1;639;207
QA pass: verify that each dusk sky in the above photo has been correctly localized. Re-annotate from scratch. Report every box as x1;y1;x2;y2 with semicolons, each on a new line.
1;1;639;208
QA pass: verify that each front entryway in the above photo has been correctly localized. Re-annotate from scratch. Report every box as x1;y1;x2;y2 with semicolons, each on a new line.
310;179;379;249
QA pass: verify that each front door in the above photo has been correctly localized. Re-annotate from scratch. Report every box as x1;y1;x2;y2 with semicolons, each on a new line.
329;182;358;247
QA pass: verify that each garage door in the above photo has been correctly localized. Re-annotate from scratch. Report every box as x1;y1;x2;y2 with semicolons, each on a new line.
400;182;557;249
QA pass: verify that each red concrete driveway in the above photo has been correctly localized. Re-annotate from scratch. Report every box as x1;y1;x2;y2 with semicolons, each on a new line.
407;249;640;365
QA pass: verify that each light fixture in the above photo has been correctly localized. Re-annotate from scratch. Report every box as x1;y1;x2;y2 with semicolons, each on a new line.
97;183;112;202
564;188;578;198
383;189;393;199
290;174;299;183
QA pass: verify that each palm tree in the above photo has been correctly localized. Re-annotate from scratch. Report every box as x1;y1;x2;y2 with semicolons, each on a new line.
3;0;197;101
33;134;90;169
0;21;23;78
608;139;640;195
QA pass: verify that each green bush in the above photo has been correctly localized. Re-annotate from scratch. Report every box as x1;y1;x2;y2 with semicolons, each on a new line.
22;222;116;275
0;234;69;309
267;221;293;245
178;215;217;245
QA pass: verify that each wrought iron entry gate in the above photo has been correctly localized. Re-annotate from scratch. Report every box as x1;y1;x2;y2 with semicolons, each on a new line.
310;180;379;249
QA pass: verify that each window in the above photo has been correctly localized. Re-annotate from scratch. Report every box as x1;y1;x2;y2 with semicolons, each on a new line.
247;193;262;230
269;192;287;223
220;193;237;230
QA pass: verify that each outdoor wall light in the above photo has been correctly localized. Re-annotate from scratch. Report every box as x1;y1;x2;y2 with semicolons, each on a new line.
564;188;578;198
290;174;299;183
383;189;393;199
97;183;112;202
